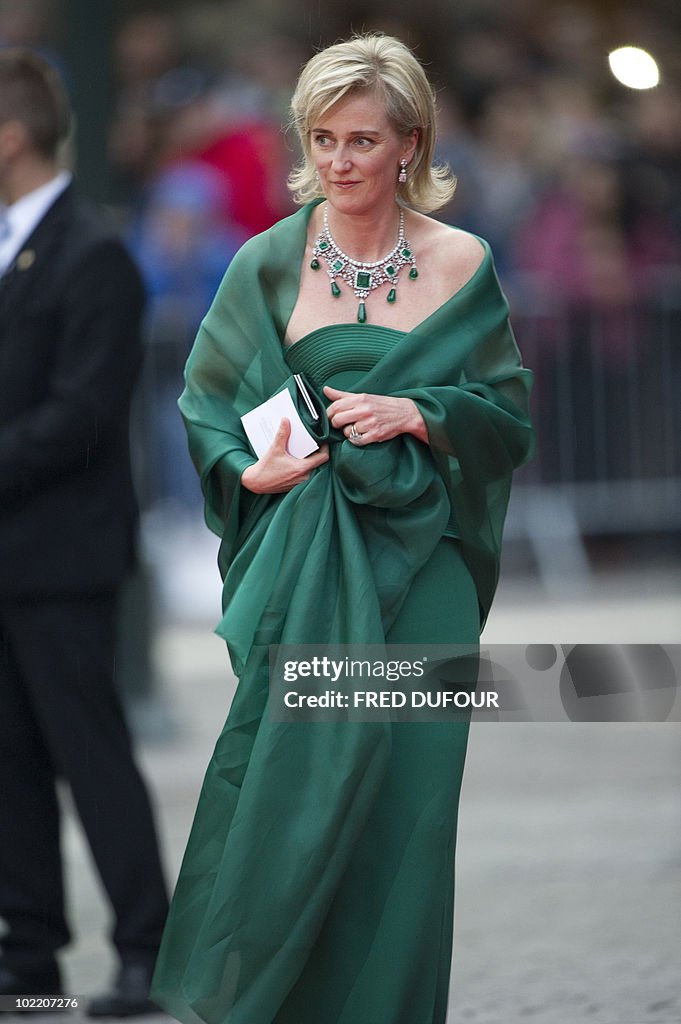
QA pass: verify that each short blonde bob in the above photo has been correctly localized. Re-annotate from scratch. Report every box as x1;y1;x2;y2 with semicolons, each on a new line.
288;33;456;213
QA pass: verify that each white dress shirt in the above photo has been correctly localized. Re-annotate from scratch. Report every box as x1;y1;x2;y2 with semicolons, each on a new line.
0;170;72;276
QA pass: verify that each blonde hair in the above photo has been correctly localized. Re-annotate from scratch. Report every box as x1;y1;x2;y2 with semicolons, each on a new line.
288;33;456;213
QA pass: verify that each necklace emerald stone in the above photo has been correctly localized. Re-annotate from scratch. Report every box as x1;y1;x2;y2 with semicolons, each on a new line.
310;203;418;323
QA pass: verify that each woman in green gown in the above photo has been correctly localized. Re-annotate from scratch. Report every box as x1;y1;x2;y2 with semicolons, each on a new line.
151;33;534;1024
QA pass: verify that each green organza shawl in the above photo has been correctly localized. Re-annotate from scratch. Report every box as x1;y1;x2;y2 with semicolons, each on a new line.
154;201;534;1023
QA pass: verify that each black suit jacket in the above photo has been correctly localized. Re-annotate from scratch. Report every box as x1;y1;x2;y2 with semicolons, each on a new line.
0;184;145;597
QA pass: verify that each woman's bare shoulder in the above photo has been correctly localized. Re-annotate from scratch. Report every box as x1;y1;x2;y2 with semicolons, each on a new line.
413;213;485;263
407;211;487;297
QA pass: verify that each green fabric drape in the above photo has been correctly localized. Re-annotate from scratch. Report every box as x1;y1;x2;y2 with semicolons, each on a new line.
150;201;534;1024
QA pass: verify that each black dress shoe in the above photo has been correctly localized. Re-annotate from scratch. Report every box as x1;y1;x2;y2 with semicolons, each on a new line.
0;963;63;997
86;964;159;1018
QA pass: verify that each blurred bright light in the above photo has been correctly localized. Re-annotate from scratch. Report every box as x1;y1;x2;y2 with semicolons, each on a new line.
608;46;660;89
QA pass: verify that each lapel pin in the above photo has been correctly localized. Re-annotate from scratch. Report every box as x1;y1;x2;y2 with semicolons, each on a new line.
17;249;36;271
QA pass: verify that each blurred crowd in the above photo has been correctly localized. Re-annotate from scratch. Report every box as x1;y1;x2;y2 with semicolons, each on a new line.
3;0;681;506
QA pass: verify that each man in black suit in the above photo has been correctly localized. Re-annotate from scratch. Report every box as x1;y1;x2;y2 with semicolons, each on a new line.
0;49;168;1015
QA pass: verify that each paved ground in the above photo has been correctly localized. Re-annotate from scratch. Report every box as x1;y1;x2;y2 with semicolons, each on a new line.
3;551;680;1024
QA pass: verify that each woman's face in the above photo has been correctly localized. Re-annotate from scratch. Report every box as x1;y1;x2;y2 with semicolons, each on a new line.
309;90;417;218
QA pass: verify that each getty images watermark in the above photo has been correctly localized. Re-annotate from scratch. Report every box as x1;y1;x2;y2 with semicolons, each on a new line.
267;644;681;722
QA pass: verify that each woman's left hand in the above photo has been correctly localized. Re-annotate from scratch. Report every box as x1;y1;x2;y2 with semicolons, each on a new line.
324;386;429;445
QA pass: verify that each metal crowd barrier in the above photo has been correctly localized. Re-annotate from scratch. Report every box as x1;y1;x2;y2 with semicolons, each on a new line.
504;299;681;585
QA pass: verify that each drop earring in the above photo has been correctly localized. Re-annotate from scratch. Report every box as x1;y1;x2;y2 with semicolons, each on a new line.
398;158;408;184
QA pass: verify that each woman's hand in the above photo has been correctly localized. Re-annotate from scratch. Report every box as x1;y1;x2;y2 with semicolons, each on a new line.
324;386;428;445
241;419;329;494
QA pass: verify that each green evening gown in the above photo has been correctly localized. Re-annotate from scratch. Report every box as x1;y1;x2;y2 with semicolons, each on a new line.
151;201;534;1024
152;325;479;1024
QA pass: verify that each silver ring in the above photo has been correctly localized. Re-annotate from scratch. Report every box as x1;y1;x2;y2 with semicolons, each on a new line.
349;423;364;442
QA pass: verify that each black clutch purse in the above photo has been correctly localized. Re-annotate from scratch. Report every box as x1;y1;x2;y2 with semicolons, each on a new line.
285;373;330;445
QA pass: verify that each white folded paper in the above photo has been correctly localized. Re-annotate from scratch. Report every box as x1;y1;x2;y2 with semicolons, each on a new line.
240;388;320;459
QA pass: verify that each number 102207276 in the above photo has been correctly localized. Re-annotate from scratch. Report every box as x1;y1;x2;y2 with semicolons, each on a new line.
0;996;79;1011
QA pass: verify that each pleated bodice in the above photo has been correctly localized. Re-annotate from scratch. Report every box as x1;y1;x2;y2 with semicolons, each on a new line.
283;323;405;391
